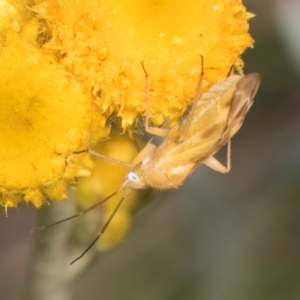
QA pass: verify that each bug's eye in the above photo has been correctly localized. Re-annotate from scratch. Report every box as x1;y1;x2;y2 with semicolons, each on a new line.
127;172;139;182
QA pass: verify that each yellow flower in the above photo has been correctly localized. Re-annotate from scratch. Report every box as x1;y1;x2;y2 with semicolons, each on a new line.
0;0;254;213
34;0;253;128
0;27;96;208
0;0;29;33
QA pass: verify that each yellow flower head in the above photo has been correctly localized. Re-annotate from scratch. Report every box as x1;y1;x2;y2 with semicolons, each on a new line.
0;28;95;208
0;0;254;210
34;0;253;128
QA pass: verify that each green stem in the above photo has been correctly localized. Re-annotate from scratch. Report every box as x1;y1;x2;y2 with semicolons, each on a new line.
22;198;94;300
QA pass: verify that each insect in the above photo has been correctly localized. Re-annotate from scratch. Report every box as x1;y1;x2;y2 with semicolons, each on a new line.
122;70;262;190
38;61;261;264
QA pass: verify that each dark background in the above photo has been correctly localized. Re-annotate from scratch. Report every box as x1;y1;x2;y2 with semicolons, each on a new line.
2;0;300;299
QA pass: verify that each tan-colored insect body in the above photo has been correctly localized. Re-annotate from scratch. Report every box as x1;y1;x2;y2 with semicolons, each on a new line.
38;71;262;264
125;73;261;190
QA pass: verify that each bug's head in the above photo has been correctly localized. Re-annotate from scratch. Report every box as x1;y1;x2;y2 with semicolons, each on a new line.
126;171;146;189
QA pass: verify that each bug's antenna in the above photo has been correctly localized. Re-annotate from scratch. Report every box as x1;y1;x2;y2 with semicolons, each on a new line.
34;190;121;232
70;188;132;264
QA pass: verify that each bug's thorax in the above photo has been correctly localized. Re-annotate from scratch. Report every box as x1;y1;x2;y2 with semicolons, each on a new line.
125;145;181;190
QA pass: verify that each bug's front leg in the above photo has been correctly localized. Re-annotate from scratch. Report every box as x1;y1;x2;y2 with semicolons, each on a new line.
130;141;156;167
141;61;169;138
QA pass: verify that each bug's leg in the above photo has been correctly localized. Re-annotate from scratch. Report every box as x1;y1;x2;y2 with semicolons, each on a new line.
75;148;134;168
70;188;132;264
88;138;155;169
130;140;156;167
141;62;169;137
90;135;156;169
204;140;231;174
174;56;205;143
165;56;205;144
88;149;133;167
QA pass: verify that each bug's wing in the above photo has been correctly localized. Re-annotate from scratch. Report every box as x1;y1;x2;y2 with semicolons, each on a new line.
152;75;243;175
222;73;262;141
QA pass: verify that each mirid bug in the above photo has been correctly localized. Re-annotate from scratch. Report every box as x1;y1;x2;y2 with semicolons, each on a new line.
38;60;261;264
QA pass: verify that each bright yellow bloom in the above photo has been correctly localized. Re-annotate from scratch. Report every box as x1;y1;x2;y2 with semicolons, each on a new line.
0;28;95;208
0;0;29;33
33;0;253;128
0;0;254;215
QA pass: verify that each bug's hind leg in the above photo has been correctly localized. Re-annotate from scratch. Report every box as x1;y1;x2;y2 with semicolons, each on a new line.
204;140;231;174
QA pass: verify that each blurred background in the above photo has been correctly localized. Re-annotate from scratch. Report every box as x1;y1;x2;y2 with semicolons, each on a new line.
2;0;300;299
